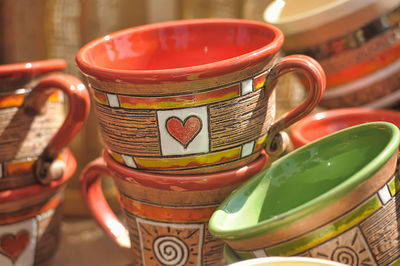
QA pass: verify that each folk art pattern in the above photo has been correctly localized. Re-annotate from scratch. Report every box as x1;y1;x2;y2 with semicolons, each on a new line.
232;172;400;266
0;196;62;266
92;71;272;173
0;88;64;189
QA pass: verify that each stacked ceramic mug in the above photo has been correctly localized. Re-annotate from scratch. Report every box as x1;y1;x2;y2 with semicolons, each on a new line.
77;19;325;265
0;59;90;265
265;0;400;109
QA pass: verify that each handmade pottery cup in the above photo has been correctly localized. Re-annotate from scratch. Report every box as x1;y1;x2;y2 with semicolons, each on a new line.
290;107;400;148
227;255;346;266
264;0;400;108
76;18;325;174
0;59;90;188
0;149;76;266
209;122;400;266
80;149;268;265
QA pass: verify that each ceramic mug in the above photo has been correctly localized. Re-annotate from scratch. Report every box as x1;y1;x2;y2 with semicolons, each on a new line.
209;122;400;266
0;59;90;187
80;149;268;265
76;18;325;174
0;149;76;266
291;107;400;148
265;0;400;108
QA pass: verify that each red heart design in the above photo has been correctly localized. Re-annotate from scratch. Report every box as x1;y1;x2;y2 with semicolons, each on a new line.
166;116;202;148
0;230;30;262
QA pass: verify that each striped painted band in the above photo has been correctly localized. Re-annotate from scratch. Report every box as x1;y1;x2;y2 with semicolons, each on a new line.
291;6;400;60
120;193;219;223
109;135;267;170
0;89;62;109
91;71;268;109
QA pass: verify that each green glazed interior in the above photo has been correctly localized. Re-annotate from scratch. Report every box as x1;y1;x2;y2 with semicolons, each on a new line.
209;122;400;241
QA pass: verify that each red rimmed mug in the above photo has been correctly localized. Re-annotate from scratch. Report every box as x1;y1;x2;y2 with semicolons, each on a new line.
80;150;268;265
76;18;325;175
0;59;90;187
290;108;400;148
0;149;76;266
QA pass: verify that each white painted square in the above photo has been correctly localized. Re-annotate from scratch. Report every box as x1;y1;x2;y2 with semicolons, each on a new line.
253;249;268;257
157;107;209;156
241;141;255;157
241;78;253;96
106;93;120;107
121;155;137;168
378;185;392;205
0;218;37;266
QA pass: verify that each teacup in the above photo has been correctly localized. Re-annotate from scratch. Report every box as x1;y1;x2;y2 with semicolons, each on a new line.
290;107;400;148
209;122;400;266
76;18;325;174
227;255;346;266
0;59;90;187
80;149;268;265
0;149;76;266
264;0;400;108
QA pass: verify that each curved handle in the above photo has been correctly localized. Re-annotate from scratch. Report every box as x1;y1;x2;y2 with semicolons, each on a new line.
265;55;326;156
80;157;131;250
23;74;90;184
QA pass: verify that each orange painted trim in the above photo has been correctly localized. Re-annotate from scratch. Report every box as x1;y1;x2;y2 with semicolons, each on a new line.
0;195;61;224
118;84;240;109
120;195;217;222
254;73;267;90
326;42;400;87
4;160;34;176
93;90;109;105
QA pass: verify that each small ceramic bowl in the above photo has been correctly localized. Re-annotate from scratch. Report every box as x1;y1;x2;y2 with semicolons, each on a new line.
290;108;400;148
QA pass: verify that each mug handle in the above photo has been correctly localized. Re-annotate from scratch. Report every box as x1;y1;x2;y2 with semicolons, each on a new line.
80;158;131;251
264;55;326;156
23;74;90;184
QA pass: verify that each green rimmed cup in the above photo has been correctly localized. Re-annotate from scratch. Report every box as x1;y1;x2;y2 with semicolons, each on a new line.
209;122;400;266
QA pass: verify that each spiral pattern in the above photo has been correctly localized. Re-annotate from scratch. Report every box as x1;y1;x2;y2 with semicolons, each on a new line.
153;236;189;266
331;246;359;265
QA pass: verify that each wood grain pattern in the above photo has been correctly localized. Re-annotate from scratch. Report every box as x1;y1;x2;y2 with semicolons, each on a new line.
209;88;273;151
94;103;160;156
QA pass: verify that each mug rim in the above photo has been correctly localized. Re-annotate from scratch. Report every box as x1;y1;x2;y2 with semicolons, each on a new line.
0;59;67;77
229;255;347;266
209;122;400;240
0;149;76;203
291;107;400;148
76;18;283;84
103;149;268;191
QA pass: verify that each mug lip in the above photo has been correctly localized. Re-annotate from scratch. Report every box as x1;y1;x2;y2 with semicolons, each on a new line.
209;122;400;240
290;107;400;148
76;18;283;84
0;149;76;203
103;149;268;191
228;255;347;266
0;59;67;77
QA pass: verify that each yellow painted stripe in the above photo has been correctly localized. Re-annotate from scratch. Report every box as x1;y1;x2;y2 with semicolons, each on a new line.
265;195;382;256
134;147;241;170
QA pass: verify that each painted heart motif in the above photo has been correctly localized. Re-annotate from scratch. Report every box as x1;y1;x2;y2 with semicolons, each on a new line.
166;116;202;148
0;230;30;262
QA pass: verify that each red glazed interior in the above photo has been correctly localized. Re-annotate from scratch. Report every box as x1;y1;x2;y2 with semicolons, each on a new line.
76;19;283;83
0;149;76;203
103;149;269;191
291;108;400;148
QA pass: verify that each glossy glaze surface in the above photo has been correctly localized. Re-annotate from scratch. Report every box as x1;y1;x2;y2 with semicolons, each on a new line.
76;19;283;83
291;108;400;148
209;122;400;240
